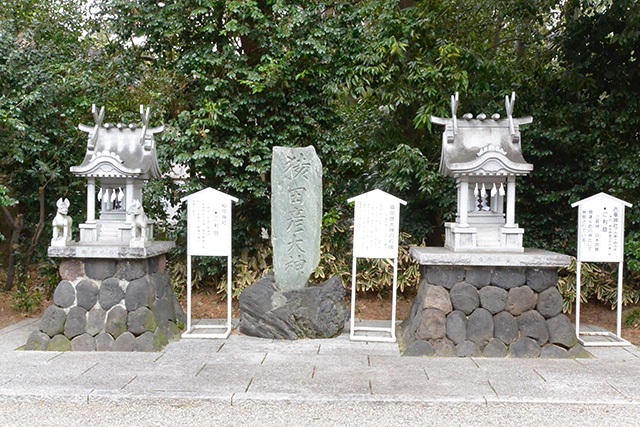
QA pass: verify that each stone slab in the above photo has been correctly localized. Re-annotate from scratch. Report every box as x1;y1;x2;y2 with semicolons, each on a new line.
5;319;640;407
410;247;571;268
271;146;322;291
48;241;175;259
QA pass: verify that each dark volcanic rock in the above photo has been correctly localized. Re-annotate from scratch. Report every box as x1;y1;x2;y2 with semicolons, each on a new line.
76;280;99;311
547;314;578;348
478;286;508;314
483;338;508;358
53;280;75;308
527;269;559;293
99;278;125;311
239;274;348;339
64;306;88;340
422;285;452;314
491;268;526;290
40;305;67;338
446;310;467;345
517;310;549;346
449;282;479;315
493;311;518;345
541;344;569;358
84;259;116;281
125;277;152;312
505;286;537;316
425;267;465;289
105;306;128;339
536;287;564;319
24;331;50;351
115;259;147;281
508;337;541;358
456;340;481;357
416;309;447;341
403;340;435;357
464;268;492;288
466;308;493;347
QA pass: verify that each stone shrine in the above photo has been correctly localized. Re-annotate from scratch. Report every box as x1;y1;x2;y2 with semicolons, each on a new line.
26;105;184;352
238;146;348;339
432;92;532;252
401;93;584;358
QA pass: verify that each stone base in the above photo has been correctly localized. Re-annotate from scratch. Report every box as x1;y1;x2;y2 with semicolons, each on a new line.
48;241;175;259
401;248;588;358
238;273;348;340
25;254;185;352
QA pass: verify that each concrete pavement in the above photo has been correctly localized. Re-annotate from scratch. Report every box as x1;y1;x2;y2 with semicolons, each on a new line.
2;318;640;424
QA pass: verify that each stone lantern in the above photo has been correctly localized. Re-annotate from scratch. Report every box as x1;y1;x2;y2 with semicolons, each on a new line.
431;92;533;252
70;105;164;246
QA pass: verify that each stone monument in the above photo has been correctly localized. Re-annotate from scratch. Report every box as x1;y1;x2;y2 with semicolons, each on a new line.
25;105;184;352
401;93;586;358
238;146;348;339
271;146;322;291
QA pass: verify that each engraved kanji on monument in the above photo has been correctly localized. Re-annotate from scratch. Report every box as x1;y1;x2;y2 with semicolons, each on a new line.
271;146;322;292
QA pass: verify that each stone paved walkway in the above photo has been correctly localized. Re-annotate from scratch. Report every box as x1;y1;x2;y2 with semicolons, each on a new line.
2;319;640;406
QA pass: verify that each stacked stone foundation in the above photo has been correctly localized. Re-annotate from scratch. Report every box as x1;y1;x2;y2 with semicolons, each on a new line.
401;265;587;358
24;255;185;352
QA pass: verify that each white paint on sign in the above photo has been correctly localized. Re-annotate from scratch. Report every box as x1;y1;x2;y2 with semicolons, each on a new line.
181;188;238;257
348;189;406;343
349;189;407;259
572;193;631;263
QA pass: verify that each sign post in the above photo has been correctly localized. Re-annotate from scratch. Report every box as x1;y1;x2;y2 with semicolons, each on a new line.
348;189;406;342
181;188;238;339
572;193;632;347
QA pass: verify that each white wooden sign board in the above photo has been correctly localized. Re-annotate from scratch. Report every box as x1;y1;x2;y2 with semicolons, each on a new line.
348;189;406;343
352;194;402;259
574;194;626;263
186;191;233;257
572;193;632;347
181;188;239;339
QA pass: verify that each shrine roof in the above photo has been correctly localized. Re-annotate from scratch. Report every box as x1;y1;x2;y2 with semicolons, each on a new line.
70;105;163;180
431;93;533;178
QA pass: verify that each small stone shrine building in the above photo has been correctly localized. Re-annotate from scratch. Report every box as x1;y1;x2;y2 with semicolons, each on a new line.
432;92;532;252
25;105;184;352
402;93;585;358
71;105;163;245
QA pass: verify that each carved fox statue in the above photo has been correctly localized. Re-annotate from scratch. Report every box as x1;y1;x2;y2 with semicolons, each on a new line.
51;198;72;245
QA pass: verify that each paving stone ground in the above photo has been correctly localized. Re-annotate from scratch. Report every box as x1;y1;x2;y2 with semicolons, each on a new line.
2;318;640;409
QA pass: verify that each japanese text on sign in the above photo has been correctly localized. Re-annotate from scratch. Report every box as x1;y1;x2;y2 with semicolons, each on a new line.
353;200;400;259
577;199;625;263
187;197;232;257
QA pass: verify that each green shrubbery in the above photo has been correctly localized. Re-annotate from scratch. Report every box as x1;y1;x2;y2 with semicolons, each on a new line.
2;0;640;312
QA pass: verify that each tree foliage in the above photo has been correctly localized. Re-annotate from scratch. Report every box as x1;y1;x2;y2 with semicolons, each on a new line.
2;0;640;303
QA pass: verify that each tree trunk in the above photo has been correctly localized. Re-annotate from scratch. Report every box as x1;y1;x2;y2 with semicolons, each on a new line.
22;186;46;274
2;206;24;292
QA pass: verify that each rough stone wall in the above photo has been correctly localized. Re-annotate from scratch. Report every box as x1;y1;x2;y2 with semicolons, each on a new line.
24;256;185;352
400;266;589;358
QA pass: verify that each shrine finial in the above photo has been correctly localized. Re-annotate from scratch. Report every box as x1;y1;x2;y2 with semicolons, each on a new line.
451;92;459;136
505;92;517;142
139;105;152;150
88;104;105;150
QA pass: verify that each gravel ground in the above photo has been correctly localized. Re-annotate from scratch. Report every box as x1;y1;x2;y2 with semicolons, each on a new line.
1;401;639;426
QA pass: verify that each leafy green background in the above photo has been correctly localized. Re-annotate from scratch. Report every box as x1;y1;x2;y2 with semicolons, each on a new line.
1;0;639;308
